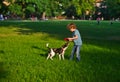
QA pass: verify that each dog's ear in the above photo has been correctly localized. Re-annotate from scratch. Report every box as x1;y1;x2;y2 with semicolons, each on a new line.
46;43;49;47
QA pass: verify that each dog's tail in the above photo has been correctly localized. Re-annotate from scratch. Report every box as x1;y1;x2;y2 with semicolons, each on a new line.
46;43;50;49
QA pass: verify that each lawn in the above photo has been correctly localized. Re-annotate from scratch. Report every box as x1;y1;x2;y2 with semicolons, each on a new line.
0;20;120;82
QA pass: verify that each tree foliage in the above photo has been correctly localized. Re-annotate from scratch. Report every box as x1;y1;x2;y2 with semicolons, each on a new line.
9;4;22;15
1;0;119;20
106;0;120;18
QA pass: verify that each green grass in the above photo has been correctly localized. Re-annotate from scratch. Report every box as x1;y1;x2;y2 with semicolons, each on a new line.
0;20;120;82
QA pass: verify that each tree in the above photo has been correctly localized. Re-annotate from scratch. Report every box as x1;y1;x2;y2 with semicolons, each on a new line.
3;0;118;20
9;4;22;16
65;0;95;19
106;0;120;19
0;0;9;14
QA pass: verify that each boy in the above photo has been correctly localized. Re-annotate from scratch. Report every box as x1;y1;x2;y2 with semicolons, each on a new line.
67;23;82;61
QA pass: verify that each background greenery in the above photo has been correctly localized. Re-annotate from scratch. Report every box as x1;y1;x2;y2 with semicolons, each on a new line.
0;20;120;82
0;0;120;19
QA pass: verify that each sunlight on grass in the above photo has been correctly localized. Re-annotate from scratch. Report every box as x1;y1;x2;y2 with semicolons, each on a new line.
0;26;17;34
0;26;58;41
83;44;119;54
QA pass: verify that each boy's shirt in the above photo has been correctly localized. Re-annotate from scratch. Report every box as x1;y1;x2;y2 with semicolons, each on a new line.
72;29;82;45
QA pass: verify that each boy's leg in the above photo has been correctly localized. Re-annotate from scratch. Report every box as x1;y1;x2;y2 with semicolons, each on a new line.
70;45;76;60
76;45;81;61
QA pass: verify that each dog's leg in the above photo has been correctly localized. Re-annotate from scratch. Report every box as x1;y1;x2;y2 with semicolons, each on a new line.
49;49;55;60
47;54;53;60
61;51;65;60
47;53;50;60
50;56;53;60
59;54;61;60
62;54;65;60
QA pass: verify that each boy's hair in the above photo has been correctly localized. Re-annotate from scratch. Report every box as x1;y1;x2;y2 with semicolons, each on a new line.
67;23;77;29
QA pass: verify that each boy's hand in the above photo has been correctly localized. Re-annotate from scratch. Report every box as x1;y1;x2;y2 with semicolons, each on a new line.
67;35;78;41
67;38;73;41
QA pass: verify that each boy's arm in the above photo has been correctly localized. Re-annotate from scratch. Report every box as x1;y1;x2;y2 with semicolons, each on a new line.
68;35;78;41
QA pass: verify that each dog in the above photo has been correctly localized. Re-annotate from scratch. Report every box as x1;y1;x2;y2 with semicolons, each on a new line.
46;42;69;60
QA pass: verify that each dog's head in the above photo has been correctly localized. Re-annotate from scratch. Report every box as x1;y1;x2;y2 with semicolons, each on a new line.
62;42;69;50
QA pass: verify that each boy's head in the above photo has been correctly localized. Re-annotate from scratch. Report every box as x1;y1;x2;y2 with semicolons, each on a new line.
67;23;76;32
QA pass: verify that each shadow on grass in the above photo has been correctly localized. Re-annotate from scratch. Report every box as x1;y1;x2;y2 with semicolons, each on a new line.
0;50;5;54
0;50;8;79
32;45;48;57
0;62;8;80
0;21;70;40
0;50;7;79
32;46;41;49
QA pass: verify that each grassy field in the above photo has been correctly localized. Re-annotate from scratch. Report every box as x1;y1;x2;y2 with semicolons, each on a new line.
0;20;120;82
